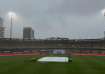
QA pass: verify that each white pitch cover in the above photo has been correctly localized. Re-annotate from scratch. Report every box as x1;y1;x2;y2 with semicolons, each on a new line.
37;57;69;62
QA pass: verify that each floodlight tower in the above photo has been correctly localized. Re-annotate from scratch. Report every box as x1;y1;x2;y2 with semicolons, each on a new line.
101;9;105;39
8;11;16;39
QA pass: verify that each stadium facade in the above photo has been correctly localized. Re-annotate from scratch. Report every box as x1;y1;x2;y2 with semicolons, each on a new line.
0;17;4;38
23;27;34;40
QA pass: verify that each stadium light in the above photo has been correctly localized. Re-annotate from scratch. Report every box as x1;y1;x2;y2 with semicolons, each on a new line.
101;9;105;39
101;9;105;16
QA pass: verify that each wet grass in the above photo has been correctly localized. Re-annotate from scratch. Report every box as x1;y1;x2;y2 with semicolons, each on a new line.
0;56;105;74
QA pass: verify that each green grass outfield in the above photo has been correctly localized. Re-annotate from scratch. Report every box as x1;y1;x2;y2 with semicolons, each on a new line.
0;56;105;74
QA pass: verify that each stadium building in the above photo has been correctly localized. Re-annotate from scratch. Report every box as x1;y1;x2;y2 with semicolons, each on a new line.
23;27;34;40
0;17;4;38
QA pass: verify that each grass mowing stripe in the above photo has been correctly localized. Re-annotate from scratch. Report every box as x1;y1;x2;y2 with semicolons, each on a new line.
68;56;103;74
48;63;68;74
84;56;105;73
78;56;105;74
34;63;53;74
66;57;85;74
0;56;35;74
0;61;26;74
0;60;24;73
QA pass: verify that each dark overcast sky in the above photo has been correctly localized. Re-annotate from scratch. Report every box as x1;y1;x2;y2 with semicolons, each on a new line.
0;0;105;39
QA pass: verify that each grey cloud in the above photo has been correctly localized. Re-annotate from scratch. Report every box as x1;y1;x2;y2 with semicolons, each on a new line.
47;0;105;15
0;0;105;39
